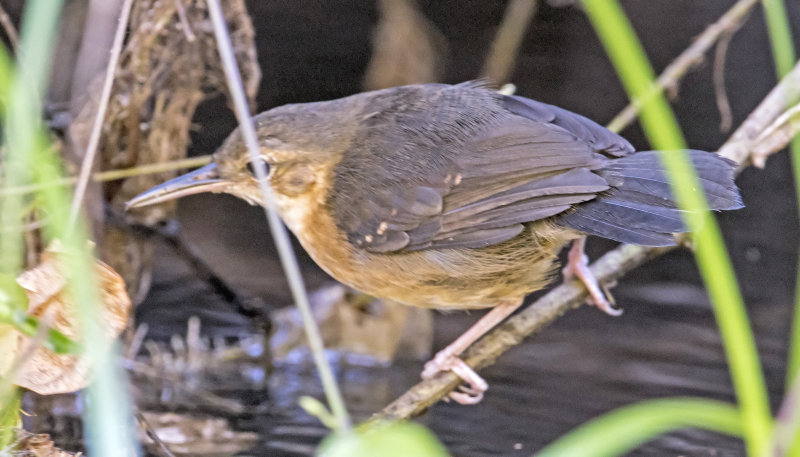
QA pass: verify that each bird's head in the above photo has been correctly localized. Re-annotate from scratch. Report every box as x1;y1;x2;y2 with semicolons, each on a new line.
127;101;353;216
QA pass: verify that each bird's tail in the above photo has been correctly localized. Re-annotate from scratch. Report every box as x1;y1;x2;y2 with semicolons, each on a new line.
555;150;743;246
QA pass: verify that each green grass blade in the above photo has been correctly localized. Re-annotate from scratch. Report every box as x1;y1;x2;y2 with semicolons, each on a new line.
1;3;139;456
535;398;742;457
762;0;796;77
759;4;800;456
581;1;773;454
204;0;351;431
321;422;450;457
760;0;800;392
0;388;21;448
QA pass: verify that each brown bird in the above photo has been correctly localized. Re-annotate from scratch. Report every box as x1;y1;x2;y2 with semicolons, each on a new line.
128;82;742;404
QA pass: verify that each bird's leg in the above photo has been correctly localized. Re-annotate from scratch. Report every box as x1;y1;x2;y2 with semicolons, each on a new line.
562;237;622;316
421;299;522;404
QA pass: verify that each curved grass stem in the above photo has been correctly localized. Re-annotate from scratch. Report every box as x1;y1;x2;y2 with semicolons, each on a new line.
536;398;742;457
204;0;351;432
582;0;773;454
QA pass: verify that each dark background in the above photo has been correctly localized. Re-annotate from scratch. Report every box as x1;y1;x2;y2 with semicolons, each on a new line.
135;1;799;455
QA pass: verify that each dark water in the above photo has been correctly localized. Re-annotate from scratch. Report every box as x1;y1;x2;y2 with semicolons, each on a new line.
137;231;789;457
130;1;800;456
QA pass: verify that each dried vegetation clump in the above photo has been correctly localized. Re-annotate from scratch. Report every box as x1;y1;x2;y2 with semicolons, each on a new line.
66;0;260;302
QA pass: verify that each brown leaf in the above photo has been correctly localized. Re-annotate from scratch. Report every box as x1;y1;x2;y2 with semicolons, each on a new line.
12;241;131;395
11;429;79;456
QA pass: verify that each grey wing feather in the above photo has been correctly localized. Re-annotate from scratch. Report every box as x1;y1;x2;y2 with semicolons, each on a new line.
555;150;742;245
502;94;634;156
428;225;525;249
331;85;620;253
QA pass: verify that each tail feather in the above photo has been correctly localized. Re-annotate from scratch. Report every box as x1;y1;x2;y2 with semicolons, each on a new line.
556;150;742;246
556;209;677;246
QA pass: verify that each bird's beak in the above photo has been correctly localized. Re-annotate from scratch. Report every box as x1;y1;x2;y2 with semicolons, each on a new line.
126;163;230;209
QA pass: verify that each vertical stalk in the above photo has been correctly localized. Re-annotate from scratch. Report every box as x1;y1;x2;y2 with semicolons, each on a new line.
2;2;138;455
760;0;800;389
759;2;799;455
581;1;773;454
204;0;351;431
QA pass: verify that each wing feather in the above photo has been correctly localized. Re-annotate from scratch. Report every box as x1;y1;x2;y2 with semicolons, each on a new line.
329;84;620;253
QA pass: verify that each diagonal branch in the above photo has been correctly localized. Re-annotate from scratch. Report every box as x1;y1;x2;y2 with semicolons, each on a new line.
606;0;758;133
67;0;134;230
370;58;800;424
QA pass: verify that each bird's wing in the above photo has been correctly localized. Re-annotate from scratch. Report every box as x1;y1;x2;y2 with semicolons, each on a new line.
501;95;633;157
330;88;632;253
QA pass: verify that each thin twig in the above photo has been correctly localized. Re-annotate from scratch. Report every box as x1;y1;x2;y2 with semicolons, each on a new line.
205;0;352;431
173;0;197;42
0;2;19;52
135;412;177;457
126;323;149;359
93;156;212;181
67;0;135;230
606;0;758;133
751;103;800;168
713;26;738;133
0;155;213;197
481;0;539;85
719;62;800;170
371;60;800;423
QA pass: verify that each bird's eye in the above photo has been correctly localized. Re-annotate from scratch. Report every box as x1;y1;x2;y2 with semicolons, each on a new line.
246;159;271;178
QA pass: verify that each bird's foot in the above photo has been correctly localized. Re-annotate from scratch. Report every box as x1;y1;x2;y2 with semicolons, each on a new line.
563;238;622;316
422;351;487;405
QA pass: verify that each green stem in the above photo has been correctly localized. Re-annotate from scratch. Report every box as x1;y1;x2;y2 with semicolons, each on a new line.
759;1;800;456
4;311;80;354
3;1;138;455
535;398;742;457
0;387;21;449
761;0;796;77
581;1;773;455
204;0;351;431
0;40;25;280
760;0;800;391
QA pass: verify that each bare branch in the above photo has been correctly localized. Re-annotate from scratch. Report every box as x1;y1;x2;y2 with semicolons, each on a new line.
606;0;758;133
718;62;800;169
713;26;738;132
751;103;800;167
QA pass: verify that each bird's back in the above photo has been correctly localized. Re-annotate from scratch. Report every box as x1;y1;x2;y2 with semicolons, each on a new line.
286;83;741;308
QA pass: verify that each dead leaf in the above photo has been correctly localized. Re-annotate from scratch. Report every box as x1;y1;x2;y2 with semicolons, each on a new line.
10;429;79;456
11;241;131;395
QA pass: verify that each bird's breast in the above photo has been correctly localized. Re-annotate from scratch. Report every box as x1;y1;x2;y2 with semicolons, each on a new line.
278;190;575;310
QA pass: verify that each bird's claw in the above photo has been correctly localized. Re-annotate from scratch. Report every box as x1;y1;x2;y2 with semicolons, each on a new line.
563;241;622;316
422;352;487;405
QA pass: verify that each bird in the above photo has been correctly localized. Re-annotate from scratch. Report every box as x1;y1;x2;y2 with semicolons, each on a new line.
127;82;742;404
